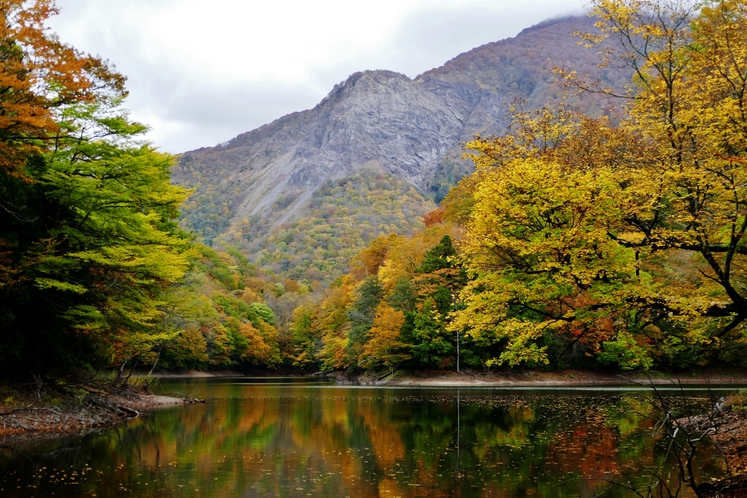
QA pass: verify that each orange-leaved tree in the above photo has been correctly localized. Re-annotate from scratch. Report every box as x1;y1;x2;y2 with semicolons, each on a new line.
0;0;125;180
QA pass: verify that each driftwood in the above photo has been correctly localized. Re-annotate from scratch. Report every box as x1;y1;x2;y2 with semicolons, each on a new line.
698;474;747;495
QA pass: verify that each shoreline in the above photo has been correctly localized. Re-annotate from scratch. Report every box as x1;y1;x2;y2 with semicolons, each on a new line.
149;368;747;387
316;368;747;388
0;389;202;445
3;368;746;445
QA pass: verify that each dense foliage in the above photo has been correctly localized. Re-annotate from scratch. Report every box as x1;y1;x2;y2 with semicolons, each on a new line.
173;166;435;286
453;0;747;370
288;0;747;373
0;1;193;376
0;0;318;378
289;225;498;372
156;245;288;371
225;170;435;284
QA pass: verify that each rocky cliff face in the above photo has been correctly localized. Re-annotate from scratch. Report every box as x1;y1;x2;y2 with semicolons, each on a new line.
233;70;473;225
172;15;632;254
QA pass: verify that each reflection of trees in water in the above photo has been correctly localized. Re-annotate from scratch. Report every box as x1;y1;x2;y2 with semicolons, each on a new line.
0;389;722;497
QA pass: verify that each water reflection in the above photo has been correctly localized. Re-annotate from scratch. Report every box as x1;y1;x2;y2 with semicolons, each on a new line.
0;379;730;497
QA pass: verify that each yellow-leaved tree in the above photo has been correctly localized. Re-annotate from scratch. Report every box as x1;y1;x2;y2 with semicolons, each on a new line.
452;0;747;369
359;303;410;373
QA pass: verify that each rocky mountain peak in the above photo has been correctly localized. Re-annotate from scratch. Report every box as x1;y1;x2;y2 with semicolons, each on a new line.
172;15;633;278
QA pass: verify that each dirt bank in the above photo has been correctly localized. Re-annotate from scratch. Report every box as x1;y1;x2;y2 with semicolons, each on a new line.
0;386;202;444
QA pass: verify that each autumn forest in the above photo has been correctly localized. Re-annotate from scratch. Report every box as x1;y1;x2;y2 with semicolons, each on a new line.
2;0;747;382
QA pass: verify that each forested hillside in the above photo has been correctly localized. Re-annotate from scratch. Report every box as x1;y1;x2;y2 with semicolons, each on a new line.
222;170;435;284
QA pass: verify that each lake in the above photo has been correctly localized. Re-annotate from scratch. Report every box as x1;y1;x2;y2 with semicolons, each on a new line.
0;377;739;497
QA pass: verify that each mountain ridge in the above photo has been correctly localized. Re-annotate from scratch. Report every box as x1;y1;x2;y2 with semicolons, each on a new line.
172;14;632;281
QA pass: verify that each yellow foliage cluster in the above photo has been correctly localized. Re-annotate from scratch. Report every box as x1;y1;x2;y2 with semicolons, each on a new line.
450;0;747;369
295;225;459;371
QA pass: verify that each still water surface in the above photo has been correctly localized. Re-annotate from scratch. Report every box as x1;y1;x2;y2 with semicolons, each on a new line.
0;378;739;497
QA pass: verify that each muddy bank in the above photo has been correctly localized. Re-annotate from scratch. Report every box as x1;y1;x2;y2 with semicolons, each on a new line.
0;388;202;444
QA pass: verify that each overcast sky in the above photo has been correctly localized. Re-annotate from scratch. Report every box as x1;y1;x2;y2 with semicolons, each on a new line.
48;0;586;154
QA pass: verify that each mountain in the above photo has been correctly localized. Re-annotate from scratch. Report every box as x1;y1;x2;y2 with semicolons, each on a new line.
171;15;632;283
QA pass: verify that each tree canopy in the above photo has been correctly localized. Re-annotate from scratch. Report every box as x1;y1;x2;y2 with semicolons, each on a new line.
0;1;189;376
450;0;747;369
